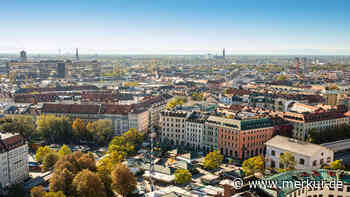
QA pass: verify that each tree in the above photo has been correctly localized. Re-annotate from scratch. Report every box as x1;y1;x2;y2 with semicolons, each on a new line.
0;116;36;140
76;153;97;172
44;192;66;197
279;152;296;171
174;169;192;185
191;92;204;101
166;97;186;109
276;75;287;81
203;150;224;170
30;186;46;197
58;145;72;157
124;81;139;87
86;120;114;145
108;135;135;156
242;156;264;176
123;128;144;149
49;168;74;196
73;169;106;197
43;152;60;171
330;160;345;170
72;118;88;141
97;163;114;197
111;163;137;197
36;115;73;143
36;146;55;163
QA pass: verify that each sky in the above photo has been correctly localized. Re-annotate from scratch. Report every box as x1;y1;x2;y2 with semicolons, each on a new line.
1;0;350;55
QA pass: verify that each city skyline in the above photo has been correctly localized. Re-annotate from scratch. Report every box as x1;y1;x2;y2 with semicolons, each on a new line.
1;0;350;55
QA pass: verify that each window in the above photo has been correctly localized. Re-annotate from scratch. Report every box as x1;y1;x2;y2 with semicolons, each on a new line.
271;160;276;168
338;187;343;192
300;158;305;165
313;160;317;166
329;195;334;197
271;150;276;156
347;186;350;192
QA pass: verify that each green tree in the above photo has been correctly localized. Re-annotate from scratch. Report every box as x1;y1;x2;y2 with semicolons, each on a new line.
276;75;287;81
203;150;224;170
330;160;345;170
36;115;73;143
58;145;72;157
86;120;114;145
43;152;60;171
123;128;144;149
73;169;106;197
279;152;296;171
30;186;46;197
36;146;55;163
242;156;264;176
0;116;36;140
111;163;137;197
108;135;135;156
166;97;186;109
174;169;192;185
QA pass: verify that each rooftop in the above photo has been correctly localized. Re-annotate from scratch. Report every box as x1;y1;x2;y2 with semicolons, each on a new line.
261;169;350;197
265;135;332;157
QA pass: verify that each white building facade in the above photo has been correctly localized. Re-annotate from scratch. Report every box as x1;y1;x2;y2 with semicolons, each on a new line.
0;133;29;190
265;135;334;170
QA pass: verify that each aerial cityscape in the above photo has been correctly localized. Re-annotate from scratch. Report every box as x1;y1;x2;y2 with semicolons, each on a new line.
1;0;350;197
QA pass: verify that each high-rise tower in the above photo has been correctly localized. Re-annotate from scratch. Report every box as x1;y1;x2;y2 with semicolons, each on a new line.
223;48;225;58
76;48;79;61
20;50;27;62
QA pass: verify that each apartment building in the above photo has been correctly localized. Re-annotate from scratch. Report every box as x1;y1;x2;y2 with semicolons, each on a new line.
203;118;219;153
160;110;275;159
41;103;149;135
280;110;348;140
160;111;188;146
185;112;207;151
0;133;29;190
265;135;333;170
211;116;274;160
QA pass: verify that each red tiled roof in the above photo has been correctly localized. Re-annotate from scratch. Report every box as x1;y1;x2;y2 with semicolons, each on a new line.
0;134;25;151
42;104;100;114
100;104;132;115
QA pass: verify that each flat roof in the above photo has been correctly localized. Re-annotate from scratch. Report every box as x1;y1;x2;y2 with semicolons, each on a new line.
265;135;332;157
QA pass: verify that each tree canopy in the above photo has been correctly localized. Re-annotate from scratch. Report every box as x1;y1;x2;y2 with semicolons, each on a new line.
279;152;296;172
330;160;345;170
174;169;192;185
166;97;186;109
203;150;224;170
111;163;137;197
73;169;106;197
242;156;264;176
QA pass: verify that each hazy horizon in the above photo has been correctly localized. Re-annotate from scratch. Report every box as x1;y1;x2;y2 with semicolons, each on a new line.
2;0;350;55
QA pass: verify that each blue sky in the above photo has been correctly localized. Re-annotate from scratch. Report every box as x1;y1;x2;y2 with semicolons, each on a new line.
1;0;350;54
